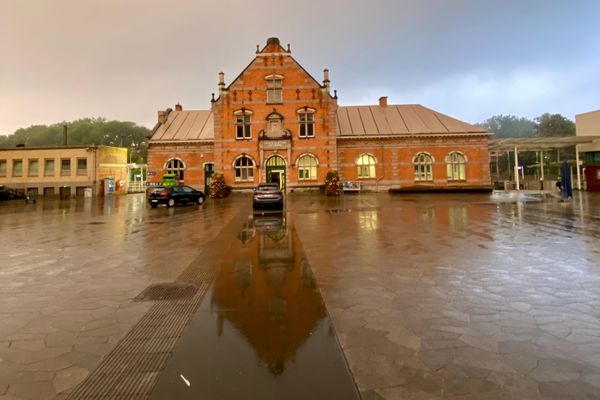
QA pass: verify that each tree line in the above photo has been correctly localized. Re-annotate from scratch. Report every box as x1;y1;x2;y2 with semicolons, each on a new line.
0;118;151;163
0;113;576;168
478;113;577;181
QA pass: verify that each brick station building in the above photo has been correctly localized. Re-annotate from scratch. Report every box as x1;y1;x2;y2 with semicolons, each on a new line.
147;37;491;192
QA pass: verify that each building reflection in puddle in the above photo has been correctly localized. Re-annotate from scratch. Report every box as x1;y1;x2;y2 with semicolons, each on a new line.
211;213;326;376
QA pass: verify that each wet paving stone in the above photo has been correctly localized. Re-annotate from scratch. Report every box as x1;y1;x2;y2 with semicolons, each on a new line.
1;192;600;399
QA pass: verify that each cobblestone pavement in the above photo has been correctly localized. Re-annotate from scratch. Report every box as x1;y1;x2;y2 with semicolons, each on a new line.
1;192;600;399
291;192;600;399
0;195;239;399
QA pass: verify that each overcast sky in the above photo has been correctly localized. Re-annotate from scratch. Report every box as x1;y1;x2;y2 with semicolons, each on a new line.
1;0;599;135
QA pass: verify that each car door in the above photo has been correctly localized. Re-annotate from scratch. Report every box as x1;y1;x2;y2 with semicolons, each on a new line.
181;186;196;203
171;186;184;204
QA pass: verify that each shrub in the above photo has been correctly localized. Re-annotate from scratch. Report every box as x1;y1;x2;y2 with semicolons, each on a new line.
325;170;342;196
210;173;231;198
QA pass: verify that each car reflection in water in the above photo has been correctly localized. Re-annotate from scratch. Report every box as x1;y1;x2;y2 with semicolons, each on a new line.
212;212;325;375
149;212;359;399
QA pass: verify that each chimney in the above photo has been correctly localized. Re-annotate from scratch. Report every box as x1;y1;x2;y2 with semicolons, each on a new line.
379;96;388;107
63;124;68;146
175;103;183;111
218;71;225;95
323;68;330;92
157;109;172;124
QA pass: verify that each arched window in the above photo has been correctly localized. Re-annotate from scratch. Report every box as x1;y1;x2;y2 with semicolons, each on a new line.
234;109;252;139
446;152;466;181
266;75;283;103
413;153;433;181
165;158;185;181
298;108;315;138
356;154;376;179
298;154;318;180
234;156;254;182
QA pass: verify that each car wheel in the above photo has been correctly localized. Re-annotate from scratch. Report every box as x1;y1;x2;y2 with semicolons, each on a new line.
167;198;175;207
197;196;205;205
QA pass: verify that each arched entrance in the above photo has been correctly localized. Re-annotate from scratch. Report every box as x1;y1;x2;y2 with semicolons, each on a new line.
266;155;286;190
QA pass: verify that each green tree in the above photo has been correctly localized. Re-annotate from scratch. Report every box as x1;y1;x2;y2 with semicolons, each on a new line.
535;113;575;137
479;115;538;180
477;115;537;139
0;118;151;162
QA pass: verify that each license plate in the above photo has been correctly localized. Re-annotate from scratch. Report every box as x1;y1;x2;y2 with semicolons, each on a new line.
151;199;158;203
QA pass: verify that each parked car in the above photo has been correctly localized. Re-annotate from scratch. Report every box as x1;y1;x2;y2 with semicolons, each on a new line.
148;185;205;208
252;183;284;210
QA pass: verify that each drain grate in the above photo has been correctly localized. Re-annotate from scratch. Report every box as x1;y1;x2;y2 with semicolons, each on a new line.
135;283;198;301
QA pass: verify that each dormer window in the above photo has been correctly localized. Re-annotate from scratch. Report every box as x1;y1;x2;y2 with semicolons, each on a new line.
298;108;315;138
266;75;283;103
234;109;252;140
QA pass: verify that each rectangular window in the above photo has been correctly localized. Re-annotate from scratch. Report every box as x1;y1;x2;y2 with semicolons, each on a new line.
12;160;23;177
44;159;55;176
61;159;71;176
299;112;315;137
77;158;87;175
0;160;6;177
267;78;282;103
235;114;251;139
28;159;39;177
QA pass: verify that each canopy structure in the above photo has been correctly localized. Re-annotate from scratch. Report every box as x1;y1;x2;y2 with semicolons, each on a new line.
488;136;600;191
489;136;600;151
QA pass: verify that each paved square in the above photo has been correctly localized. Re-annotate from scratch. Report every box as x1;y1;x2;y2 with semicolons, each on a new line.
1;192;599;399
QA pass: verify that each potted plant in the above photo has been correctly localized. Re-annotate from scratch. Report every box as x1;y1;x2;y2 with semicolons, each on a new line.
325;170;342;196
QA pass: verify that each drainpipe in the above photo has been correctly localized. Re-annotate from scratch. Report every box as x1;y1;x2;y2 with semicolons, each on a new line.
514;145;520;191
376;144;385;191
575;145;581;191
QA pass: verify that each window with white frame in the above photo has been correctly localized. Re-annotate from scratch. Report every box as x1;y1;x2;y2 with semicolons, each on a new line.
77;158;87;176
44;159;55;176
165;158;185;181
266;76;283;103
298;154;317;180
61;159;71;176
234;156;254;182
28;159;39;177
446;152;466;181
414;153;433;181
235;110;252;139
298;109;315;137
356;154;376;179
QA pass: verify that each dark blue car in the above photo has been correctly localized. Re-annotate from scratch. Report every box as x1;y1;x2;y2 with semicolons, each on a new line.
148;185;205;208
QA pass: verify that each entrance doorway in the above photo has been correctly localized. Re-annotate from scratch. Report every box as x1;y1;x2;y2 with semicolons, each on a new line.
266;155;286;191
204;163;214;195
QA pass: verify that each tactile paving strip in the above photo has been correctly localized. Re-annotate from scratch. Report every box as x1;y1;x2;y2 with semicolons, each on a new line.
66;215;244;399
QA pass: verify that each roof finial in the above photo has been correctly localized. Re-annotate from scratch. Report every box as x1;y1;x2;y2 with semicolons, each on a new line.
211;93;215;102
287;43;290;52
256;44;260;53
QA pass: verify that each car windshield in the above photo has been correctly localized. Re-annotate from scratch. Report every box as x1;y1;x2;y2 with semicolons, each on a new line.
257;185;279;192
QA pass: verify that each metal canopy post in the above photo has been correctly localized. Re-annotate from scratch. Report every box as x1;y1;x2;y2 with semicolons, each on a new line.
575;145;581;191
514;145;520;191
540;151;545;181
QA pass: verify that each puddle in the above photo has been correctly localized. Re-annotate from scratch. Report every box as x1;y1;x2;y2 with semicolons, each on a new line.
149;212;359;399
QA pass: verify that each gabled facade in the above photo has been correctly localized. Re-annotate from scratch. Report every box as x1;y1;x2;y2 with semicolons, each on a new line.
147;37;492;192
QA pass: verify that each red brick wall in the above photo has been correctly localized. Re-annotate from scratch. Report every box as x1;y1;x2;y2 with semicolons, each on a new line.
211;42;337;190
337;136;491;190
146;143;214;189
